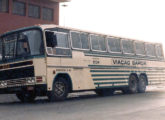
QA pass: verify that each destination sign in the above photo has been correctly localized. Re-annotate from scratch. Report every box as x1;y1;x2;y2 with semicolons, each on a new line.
113;59;146;66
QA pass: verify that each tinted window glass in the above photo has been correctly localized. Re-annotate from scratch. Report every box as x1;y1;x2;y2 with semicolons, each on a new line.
28;4;40;18
71;32;81;48
156;44;163;57
108;37;121;52
91;35;99;50
0;0;8;12
91;35;106;51
122;40;134;54
146;44;156;56
56;33;69;48
99;36;106;51
80;33;89;49
13;0;25;16
42;7;53;21
135;42;145;55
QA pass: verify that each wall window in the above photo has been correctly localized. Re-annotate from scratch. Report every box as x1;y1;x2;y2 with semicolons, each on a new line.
108;37;121;52
71;31;89;49
42;7;53;21
0;0;9;12
13;0;26;16
135;42;145;55
145;44;156;57
155;44;163;57
28;4;40;18
122;39;134;54
91;35;106;51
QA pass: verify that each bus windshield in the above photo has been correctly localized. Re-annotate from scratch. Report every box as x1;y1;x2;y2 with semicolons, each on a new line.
0;29;44;61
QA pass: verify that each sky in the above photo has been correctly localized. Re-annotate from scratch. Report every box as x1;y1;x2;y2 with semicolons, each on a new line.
60;0;165;47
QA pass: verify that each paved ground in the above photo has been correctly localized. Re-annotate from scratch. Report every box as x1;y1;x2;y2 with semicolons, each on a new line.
0;86;165;120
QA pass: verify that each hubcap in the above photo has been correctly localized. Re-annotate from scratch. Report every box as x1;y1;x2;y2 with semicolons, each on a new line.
130;75;137;91
54;81;66;97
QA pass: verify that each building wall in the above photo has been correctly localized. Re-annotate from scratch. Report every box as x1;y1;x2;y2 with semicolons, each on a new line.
0;0;59;34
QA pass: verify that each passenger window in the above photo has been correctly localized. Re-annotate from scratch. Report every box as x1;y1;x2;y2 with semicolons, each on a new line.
91;35;99;50
108;37;121;52
122;39;134;54
71;32;81;49
56;32;69;48
146;44;156;57
91;35;106;51
71;31;89;50
155;44;163;58
80;33;89;49
135;42;145;55
99;36;106;51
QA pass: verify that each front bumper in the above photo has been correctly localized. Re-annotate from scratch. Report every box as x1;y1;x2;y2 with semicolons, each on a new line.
0;77;47;95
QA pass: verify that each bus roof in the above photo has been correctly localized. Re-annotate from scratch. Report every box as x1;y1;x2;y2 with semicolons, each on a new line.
0;24;163;45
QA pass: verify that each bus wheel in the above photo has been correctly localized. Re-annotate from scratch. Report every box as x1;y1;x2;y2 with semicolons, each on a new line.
48;77;69;101
128;75;138;93
16;92;36;103
138;75;147;93
95;89;114;96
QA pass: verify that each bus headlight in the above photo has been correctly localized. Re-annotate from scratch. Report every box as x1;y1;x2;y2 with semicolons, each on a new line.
0;81;7;87
27;78;35;84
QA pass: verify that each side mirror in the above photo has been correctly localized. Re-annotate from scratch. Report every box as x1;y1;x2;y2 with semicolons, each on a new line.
46;31;57;48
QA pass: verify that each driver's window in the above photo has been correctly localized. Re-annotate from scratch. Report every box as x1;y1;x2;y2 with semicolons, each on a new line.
45;31;71;56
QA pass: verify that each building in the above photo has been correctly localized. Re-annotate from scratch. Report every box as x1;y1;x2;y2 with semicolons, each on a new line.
0;0;70;34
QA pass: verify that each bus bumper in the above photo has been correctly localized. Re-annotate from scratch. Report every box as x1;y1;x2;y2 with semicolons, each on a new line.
0;84;47;95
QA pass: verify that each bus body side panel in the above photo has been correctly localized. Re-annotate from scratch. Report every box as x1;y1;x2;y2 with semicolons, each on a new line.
33;58;47;85
46;51;96;91
46;50;165;91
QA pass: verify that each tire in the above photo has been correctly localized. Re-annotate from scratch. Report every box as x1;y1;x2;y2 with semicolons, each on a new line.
16;92;36;103
138;75;147;93
128;75;138;94
48;77;69;101
95;89;114;96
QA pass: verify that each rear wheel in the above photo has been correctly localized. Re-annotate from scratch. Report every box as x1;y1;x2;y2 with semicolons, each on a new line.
128;75;138;93
16;92;36;103
138;75;147;93
48;77;69;101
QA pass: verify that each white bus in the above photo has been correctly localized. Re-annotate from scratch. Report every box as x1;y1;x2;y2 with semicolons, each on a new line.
0;24;164;102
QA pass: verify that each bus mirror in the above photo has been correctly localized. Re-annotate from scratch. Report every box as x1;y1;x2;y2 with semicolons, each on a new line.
46;31;57;48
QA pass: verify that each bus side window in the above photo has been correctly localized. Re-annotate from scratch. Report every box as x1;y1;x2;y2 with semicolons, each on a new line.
45;31;57;48
156;44;164;58
135;42;145;56
108;37;121;53
145;44;156;57
91;35;106;51
122;39;134;54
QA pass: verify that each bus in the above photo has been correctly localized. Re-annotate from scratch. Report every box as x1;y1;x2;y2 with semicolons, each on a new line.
0;24;164;102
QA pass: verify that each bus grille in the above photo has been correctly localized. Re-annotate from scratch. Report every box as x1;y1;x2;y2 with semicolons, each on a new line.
7;78;27;87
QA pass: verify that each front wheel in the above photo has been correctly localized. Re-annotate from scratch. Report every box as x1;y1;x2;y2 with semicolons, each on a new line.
138;75;147;93
48;77;69;101
16;92;36;103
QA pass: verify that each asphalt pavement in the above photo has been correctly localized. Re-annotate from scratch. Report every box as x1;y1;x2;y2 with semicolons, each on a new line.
0;86;165;120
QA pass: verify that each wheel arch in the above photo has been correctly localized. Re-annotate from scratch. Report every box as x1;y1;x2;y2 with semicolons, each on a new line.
53;73;73;92
129;73;139;81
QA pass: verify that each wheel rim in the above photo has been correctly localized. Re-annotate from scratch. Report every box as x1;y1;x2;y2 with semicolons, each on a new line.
54;81;66;97
129;75;137;91
140;76;146;90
